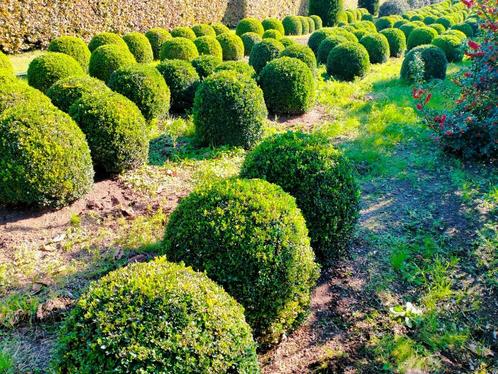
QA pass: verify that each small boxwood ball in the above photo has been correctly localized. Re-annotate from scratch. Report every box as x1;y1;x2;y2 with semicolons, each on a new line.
423;16;436;25
53;258;259;372
317;35;348;64
308;28;336;53
283;16;303;35
249;38;285;74
307;17;316;33
193;70;267;148
280;44;317;72
411;21;425;27
236;18;264;37
0;80;52;114
192;55;222;79
435;16;454;29
327;42;370;81
0;50;13;76
156;59;200;112
375;17;395;31
48;36;91;69
192;23;216;38
89;44;136;83
263;29;283;39
331;28;358;42
241;32;263;56
311;15;323;29
88;32;127;52
214;61;257;79
123;32;154;63
280;37;297;48
444;29;467;42
394;19;408;28
211;22;231;35
27;52;85;93
194;36;223;60
380;28;407;57
360;33;390;63
432;34;464;62
429;23;446;34
145;28;172;60
160;37;199;62
259;57;315;115
262;18;285;35
451;23;473;37
217;33;245;60
399;22;418;38
300;16;310;34
163;178;319;344
400;44;447;81
407;26;438;50
170;26;197;40
362;13;374;21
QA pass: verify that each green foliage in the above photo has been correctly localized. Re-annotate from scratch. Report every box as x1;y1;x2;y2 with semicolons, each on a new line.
214;61;256;78
309;0;344;26
307;16;316;33
407;26;438;50
432;34;463;62
191;55;222;79
451;23;473;37
89;44;136;83
236;17;264;36
317;35;348;64
283;16;303;35
400;44;447;81
193;70;266;148
192;23;216;38
163;178;319;344
280;44;317;72
194;36;223;60
429;23;446;34
241;32;263;56
0;50;13;75
327;41;370;81
53;258;260;373
310;15;323;29
280;37;297;47
123;32;154;63
48;36;91;69
375;16;395;31
360;33;390;63
262;18;285;35
435;16;454;29
88;32;127;52
211;22;231;35
249;38;285;74
160;37;199;61
217;33;245;60
358;0;379;16
263;29;283;39
145;28;172;60
443;29;467;42
424;16;436;25
379;0;409;17
399;22;418;39
0;80;52;114
300;16;310;34
170;26;196;40
380;28;407;57
308;28;336;52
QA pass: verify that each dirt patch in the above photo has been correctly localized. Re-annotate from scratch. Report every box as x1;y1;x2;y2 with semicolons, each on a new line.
268;106;330;131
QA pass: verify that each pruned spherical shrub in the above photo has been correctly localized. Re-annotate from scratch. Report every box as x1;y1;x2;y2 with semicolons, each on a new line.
89;44;136;83
160;37;199;62
236;17;264;36
412;20;425;27
423;16;436;25
399;22;418;38
156;59;200;112
360;33;390;63
69;91;148;174
214;61;257;79
429;23;446;34
327;42;370;81
88;32;127;52
194;36;223;60
211;22;231;35
362;13;374;21
259;57;315;115
280;44;317;72
308;28;336;52
145;28;172;60
378;0;409;17
193;70;266;148
240;131;360;261
0;103;93;208
359;0;379;17
241;33;263;56
163;178;319;344
263;30;283;40
309;0;345;27
352;28;368;40
332;28;358;42
407;26;438;50
452;23;473;37
217;33;245;60
317;35;348;64
123;32;154;63
27;52;85;93
380;28;406;57
0;51;14;76
394;19;408;28
249;38;285;74
170;26;196;40
192;55;222;79
262;18;285;35
280;37;297;48
300;16;310;34
400;44;447;81
311;15;323;30
444;29;467;42
53;258;259;372
192;23;216;38
283;16;303;35
0;80;52;114
432;34;464;62
435;16;454;29
375;16;395;31
307;17;316;33
48;36;91;69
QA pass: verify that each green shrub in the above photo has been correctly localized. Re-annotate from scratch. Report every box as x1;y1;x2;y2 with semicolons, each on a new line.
345;10;355;23
194;36;223;60
241;131;360;261
412;21;425;27
249;39;285;74
241;33;263;56
375;16;394;31
307;17;316;33
89;44;136;83
308;28;336;52
362;13;374;21
423;16;436;25
380;28;406;57
192;55;222;79
27;52;85;93
0;51;13;76
217;33;245;60
259;57;315;115
214;61;257;79
432;34;464;62
452;23;473;37
48;36;91;69
360;33;390;63
0;103;93;208
193;70;266;148
358;0;379;16
310;15;323;29
394;19;408;28
444;29;467;42
283;16;303;35
300;16;310;34
280;44;317;72
211;22;231;35
435;16;454;29
53;258;259;373
280;37;297;48
429;23;446;34
0;80;52;114
236;17;264;36
263;30;283;39
192;23;216;38
407;26;438;50
331;28;358;42
170;26;197;40
163;178;319;344
123;32;154;63
160;37;199;62
309;0;344;26
399;22;418;38
327;42;370;81
400;44;447;81
351;28;368;40
69;91;148;174
379;0;408;17
88;32;127;52
145;28;172;60
263;18;285;35
156;59;200;112
317;35;348;64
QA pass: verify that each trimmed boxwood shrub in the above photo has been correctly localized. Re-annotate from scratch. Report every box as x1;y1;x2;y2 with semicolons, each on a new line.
435;16;454;29
192;23;216;38
193;70;266;148
27;52;85;93
309;0;344;27
123;32;154;63
280;44;317;72
280;37;297;48
360;33;390;63
241;131;360;261
259;57;315;115
332;28;358;42
308;28;336;52
89;44;136;83
194;36;223;60
351;28;368;40
217;33;245;61
300;16;310;34
170;26;196;40
163;178;319;344
375;16;394;31
236;18;264;36
241;33;262;56
263;30;283;40
444;29;467;42
214;61;257;79
249;39;285;74
400;44;447;81
452;23;473;37
327;42;370;81
358;0;379;16
379;0;409;17
211;22;231;35
399;22;418;38
263;18;285;35
407;26;438;50
145;28;172;60
394;19;408;28
0;51;14;76
53;258;260;373
432;34;464;62
380;28;406;57
88;32;127;52
48;36;91;69
156;60;200;112
311;15;323;30
192;55;222;79
0;80;52;114
307;17;316;33
429;23;446;34
424;16;436;25
69;91;148;174
283;16;303;35
317;35;348;64
160;37;199;61
362;13;374;21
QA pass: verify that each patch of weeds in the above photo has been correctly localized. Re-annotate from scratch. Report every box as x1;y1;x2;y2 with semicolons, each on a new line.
0;294;40;328
473;224;498;289
0;350;14;373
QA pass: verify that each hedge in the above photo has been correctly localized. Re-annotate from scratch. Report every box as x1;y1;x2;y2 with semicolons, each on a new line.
309;0;344;27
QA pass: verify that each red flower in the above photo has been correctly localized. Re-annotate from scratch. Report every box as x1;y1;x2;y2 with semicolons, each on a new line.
461;0;473;7
412;88;424;99
468;40;480;50
416;103;423;110
424;93;432;104
464;72;471;77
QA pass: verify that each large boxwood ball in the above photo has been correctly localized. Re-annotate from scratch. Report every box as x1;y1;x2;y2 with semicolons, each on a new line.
307;17;316;33
217;33;245;60
263;29;283;40
280;37;297;48
311;15;323;29
236;17;264;36
360;33;390;63
69;91;148;175
192;55;222;79
444;29;467;42
451;23;473;37
123;32;154;63
327;42;370;81
0;50;13;75
435;16;454;29
380;28;407;57
48;36;91;69
193;70;266;148
429;23;446;35
27;52;85;93
259;57;315;115
211;22;231;35
156;59;200;112
0;103;93;208
283;16;303;35
170;26;197;40
375;16;395;31
280;44;317;72
160;37;199;62
407;26;438;50
192;23;216;38
53;258;260;373
0;80;52;115
214;61;257;79
432;34;464;62
88;32;127;52
308;28;336;53
399;23;418;39
249;38;285;74
300;16;310;34
241;32;263;56
89;44;136;83
145;28;172;60
309;0;344;27
262;18;285;34
108;65;170;121
400;44;447;81
194;36;223;60
317;35;348;64
163;178;319;344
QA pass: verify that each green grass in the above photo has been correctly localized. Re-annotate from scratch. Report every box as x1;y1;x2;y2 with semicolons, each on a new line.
8;50;43;76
